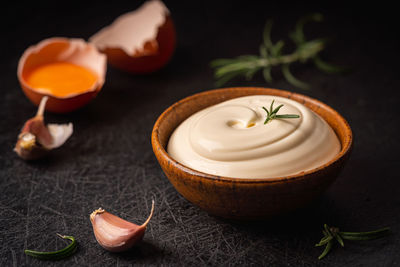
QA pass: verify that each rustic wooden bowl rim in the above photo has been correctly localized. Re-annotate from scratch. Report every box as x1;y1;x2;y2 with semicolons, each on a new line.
152;87;353;185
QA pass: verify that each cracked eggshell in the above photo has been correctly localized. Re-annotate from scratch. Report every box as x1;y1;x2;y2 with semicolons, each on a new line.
90;0;176;74
18;37;107;113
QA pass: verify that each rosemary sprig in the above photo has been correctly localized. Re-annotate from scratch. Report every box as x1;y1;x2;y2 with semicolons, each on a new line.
316;224;390;260
24;234;77;260
262;100;300;124
211;13;347;89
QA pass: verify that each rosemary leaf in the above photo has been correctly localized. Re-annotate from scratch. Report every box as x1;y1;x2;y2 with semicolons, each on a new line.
315;235;333;247
275;114;301;118
333;232;345;247
263;19;274;49
296;39;325;62
237;55;259;61
24;234;77;260
214;62;252;78
269;100;274;115
340;227;390;241
271;104;284;115
316;225;390;260
262;67;273;82
210;13;345;89
313;56;349;73
262;106;269;115
263;100;300;124
290;13;324;45
271;40;285;57
281;64;310;90
340;234;387;241
318;240;333;260
260;44;268;58
245;67;261;80
210;58;239;68
340;227;390;237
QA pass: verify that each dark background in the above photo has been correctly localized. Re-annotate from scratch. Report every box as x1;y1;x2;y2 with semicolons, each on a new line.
1;1;399;266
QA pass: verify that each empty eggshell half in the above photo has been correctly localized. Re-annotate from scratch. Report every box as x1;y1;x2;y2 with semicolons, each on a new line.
18;37;107;113
89;0;176;74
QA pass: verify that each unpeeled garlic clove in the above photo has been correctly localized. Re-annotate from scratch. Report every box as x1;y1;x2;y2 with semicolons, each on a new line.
14;96;73;160
90;200;155;252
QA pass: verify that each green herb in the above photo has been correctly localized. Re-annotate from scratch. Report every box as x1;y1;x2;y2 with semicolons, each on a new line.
24;234;77;260
262;100;300;124
210;13;347;90
316;224;390;260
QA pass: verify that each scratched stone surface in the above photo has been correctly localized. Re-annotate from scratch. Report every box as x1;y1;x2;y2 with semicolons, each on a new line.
1;1;400;266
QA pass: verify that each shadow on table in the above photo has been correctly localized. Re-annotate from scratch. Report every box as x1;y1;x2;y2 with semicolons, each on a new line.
110;240;163;262
212;196;337;238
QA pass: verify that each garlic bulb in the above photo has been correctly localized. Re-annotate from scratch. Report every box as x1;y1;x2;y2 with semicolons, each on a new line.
90;200;155;252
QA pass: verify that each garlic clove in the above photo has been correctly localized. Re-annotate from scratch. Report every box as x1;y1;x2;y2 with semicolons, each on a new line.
90;200;155;252
19;96;53;147
14;96;73;160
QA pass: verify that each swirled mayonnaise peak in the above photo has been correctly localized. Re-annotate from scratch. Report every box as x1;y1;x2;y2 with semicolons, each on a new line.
167;95;341;178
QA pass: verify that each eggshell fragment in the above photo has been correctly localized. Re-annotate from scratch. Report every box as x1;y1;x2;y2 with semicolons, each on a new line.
18;38;107;113
90;0;176;73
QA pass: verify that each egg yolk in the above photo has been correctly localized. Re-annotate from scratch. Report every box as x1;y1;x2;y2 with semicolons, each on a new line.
25;62;98;97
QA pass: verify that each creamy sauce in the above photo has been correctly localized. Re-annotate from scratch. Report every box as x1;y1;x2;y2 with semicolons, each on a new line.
167;95;341;178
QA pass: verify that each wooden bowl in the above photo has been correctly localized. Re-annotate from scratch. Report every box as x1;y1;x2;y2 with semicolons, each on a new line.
151;87;353;220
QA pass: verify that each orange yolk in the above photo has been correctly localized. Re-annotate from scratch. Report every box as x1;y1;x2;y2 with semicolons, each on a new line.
25;62;98;98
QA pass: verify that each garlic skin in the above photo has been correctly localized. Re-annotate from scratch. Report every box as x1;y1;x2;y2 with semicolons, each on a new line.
14;96;73;160
15;133;48;160
46;123;73;149
90;200;155;252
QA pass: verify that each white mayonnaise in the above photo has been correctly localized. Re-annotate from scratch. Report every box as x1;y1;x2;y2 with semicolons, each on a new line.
167;95;341;178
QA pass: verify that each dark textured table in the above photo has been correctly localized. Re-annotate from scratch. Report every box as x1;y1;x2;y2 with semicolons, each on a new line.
1;1;399;266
